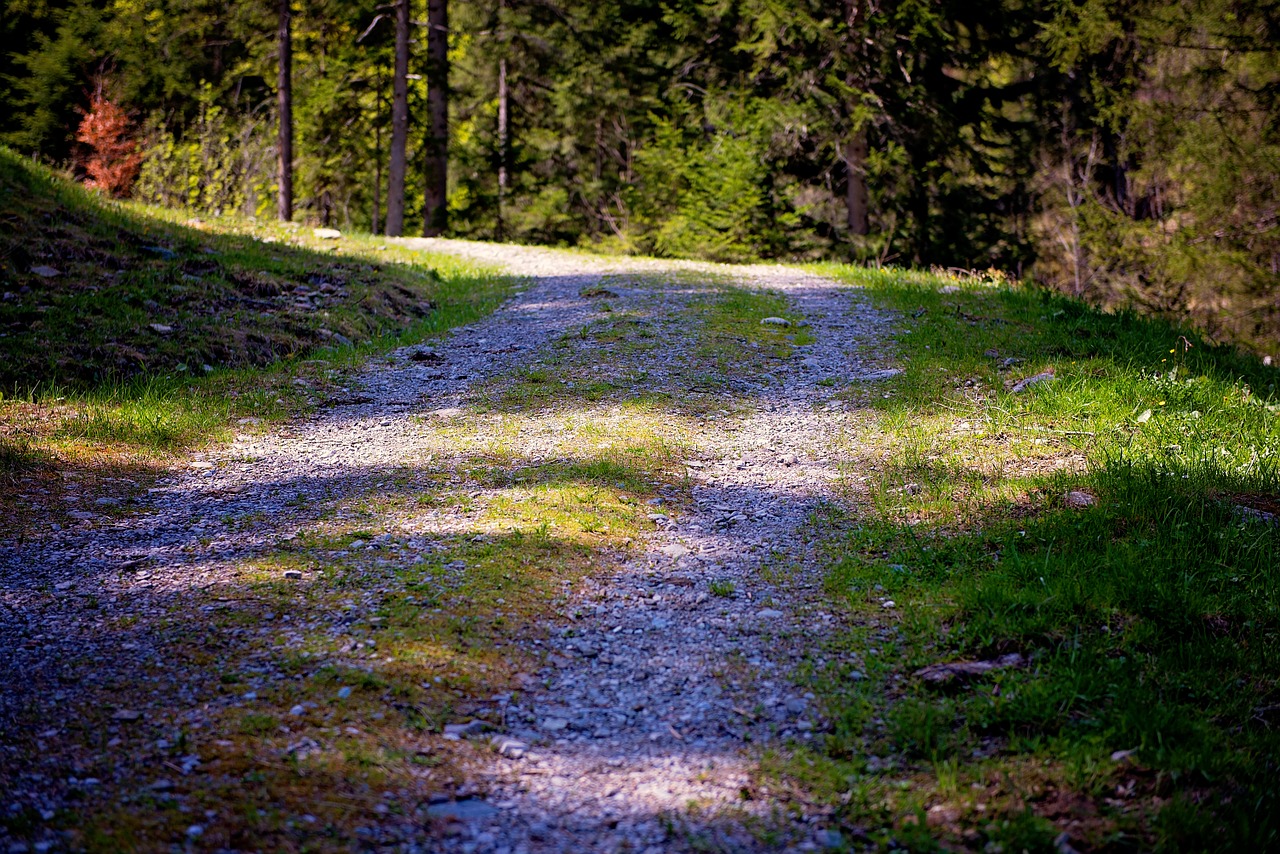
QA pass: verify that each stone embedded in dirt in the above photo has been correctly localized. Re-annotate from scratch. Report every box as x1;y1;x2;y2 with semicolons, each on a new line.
1010;370;1055;392
761;316;791;327
30;265;61;277
540;717;569;732
755;608;784;619
855;369;903;381
984;348;1000;358
780;453;797;466
491;736;528;758
145;245;177;259
914;652;1024;686
149;323;174;334
283;569;303;580
443;720;489;740
425;799;499;821
313;228;342;239
111;709;142;722
660;544;690;560
189;461;213;469
1065;490;1096;508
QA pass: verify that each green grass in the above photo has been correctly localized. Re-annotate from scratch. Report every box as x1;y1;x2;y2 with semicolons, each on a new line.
785;265;1280;850
0;147;513;537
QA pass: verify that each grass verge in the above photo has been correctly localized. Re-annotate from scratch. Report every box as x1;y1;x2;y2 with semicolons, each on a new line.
0;147;513;538
779;265;1280;850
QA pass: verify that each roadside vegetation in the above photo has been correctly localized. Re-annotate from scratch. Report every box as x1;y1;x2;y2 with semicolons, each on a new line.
0;149;512;538
781;266;1280;850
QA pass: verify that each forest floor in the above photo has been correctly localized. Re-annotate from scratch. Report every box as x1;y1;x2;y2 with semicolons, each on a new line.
2;229;1279;852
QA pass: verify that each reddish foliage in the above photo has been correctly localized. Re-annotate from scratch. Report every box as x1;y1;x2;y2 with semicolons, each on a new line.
76;91;142;198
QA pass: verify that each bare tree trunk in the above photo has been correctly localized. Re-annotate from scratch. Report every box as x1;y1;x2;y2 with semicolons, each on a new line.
422;0;448;237
276;0;292;221
373;66;383;234
843;127;868;236
385;0;410;237
496;56;508;241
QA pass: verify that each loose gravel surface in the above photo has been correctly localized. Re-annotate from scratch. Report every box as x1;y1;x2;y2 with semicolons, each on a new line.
1;240;894;852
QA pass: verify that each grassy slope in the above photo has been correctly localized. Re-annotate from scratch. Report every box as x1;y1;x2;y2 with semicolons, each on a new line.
0;148;512;538
779;266;1280;851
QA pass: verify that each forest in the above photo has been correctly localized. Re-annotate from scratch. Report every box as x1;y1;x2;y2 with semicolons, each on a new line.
3;0;1279;353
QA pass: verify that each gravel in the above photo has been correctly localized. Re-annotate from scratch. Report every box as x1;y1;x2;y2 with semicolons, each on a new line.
0;238;894;852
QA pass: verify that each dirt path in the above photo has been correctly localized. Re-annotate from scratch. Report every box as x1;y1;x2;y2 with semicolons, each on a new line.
0;241;894;852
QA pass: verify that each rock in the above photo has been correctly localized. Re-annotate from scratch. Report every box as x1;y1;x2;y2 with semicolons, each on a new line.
30;265;61;277
189;461;213;469
186;825;204;839
283;569;303;580
313;228;342;239
410;349;444;364
761;317;791;327
855;369;902;382
914;652;1023;686
1010;370;1055;393
425;799;499;821
983;348;1000;358
1065;490;1096;508
443;720;489;740
755;608;784;619
149;323;174;334
780;453;797;466
491;736;528;758
145;245;177;259
54;581;73;591
881;600;896;609
111;709;142;722
540;717;569;732
94;497;120;506
289;705;305;716
336;686;352;699
660;544;690;560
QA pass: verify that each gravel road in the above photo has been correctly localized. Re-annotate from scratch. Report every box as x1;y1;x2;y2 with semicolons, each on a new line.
0;239;894;853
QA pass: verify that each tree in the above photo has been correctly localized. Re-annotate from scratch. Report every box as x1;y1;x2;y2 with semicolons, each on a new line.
277;0;293;220
384;0;410;236
422;0;448;236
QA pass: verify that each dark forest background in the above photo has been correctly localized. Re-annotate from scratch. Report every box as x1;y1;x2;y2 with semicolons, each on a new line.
3;0;1278;352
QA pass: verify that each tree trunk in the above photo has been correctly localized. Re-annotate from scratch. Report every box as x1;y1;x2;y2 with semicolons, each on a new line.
385;0;410;237
276;0;292;221
496;56;508;241
843;127;868;236
422;0;448;237
373;66;384;234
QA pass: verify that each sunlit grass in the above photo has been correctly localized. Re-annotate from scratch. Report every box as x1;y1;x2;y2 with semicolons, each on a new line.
782;264;1280;849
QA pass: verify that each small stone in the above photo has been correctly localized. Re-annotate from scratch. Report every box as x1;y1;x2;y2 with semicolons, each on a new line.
54;581;73;591
855;369;902;382
94;497;120;506
761;316;791;327
540;717;569;732
337;687;352;699
149;323;174;334
111;709;142;722
425;799;499;821
780;453;797;466
283;569;303;580
185;825;203;839
491;736;528;759
30;265;61;277
289;705;305;716
443;720;489;739
659;544;690;560
313;228;342;239
881;600;896;609
1010;370;1055;393
756;608;784;619
1065;490;1096;508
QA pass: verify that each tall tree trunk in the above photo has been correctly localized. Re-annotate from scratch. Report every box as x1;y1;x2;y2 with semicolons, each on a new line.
276;0;292;221
422;0;448;237
385;0;410;237
373;66;384;234
844;127;868;236
496;56;508;241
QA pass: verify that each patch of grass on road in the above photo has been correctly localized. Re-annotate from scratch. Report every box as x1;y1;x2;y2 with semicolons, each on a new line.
0;148;512;538
784;265;1280;850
